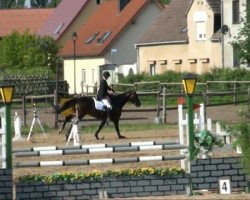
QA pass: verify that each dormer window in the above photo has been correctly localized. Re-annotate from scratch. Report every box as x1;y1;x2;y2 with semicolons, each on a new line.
85;32;99;44
53;23;64;35
97;31;112;44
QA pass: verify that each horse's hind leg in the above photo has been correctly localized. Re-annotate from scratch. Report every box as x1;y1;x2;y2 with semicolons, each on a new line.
59;115;72;134
95;119;106;140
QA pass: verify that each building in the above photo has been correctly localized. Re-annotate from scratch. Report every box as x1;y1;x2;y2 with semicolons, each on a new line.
60;0;165;94
136;0;223;75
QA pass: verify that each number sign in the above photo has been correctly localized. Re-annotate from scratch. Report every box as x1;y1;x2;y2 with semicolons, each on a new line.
219;178;231;194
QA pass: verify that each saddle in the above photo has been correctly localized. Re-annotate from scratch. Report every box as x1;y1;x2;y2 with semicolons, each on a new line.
93;97;106;111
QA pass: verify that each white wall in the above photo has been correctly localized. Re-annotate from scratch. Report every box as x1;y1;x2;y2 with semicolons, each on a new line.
223;0;248;68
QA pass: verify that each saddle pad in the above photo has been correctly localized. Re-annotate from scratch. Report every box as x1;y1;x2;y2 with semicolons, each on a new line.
93;98;105;111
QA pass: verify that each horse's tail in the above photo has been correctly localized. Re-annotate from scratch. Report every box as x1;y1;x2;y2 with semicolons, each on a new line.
55;98;79;114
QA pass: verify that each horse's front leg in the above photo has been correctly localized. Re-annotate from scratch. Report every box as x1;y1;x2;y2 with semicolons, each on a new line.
113;119;126;139
95;119;107;140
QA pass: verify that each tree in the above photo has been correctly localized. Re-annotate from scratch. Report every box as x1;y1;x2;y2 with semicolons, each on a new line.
0;0;61;8
0;0;16;8
0;31;60;78
160;0;171;4
30;0;61;8
231;5;250;65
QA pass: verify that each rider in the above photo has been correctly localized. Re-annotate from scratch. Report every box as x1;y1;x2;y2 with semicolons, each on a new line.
97;71;115;121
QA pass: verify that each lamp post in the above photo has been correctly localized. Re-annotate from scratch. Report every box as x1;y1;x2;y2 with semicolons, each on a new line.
72;32;78;94
182;73;197;161
0;82;14;169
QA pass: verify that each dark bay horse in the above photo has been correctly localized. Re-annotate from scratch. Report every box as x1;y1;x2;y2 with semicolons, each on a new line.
55;90;141;140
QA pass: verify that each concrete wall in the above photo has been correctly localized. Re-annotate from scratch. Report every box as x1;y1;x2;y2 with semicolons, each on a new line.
191;157;248;190
16;174;189;199
15;157;248;199
0;170;12;200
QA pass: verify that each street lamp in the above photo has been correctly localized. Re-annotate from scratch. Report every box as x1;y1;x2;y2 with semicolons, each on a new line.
182;73;197;161
72;32;78;94
0;82;15;169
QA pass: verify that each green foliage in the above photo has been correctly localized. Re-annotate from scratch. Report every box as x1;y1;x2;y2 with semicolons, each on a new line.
226;104;250;175
0;31;59;78
119;72;148;84
119;68;250;85
230;6;250;65
230;123;250;175
194;130;223;158
199;68;250;82
17;166;185;184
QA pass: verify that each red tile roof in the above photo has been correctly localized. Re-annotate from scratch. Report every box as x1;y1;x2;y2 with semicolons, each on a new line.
0;8;53;37
38;0;89;41
61;0;160;57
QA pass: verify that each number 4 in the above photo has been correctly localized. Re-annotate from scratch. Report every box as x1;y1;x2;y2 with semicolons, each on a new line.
219;179;231;194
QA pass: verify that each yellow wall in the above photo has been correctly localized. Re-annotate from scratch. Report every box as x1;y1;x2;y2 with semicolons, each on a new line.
64;58;105;94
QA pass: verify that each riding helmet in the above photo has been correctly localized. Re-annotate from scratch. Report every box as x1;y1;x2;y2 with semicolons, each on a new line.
103;71;111;79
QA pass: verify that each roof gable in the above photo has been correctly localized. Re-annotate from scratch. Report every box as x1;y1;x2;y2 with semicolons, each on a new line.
207;0;221;14
37;0;89;40
0;8;53;37
137;0;192;45
61;0;163;57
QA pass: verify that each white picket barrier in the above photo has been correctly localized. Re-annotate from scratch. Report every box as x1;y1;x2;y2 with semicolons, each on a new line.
0;107;6;168
178;103;212;170
215;122;231;144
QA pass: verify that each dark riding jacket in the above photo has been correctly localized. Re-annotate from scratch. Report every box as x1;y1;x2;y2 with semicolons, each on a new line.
97;79;113;101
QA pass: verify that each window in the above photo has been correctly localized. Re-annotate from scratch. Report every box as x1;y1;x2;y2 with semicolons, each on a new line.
92;69;95;84
85;32;99;44
233;46;240;67
96;0;101;5
196;21;206;40
97;31;112;44
232;0;240;24
53;23;64;35
82;69;86;84
150;63;156;75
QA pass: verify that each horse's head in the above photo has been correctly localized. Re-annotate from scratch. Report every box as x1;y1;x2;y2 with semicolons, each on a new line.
127;91;141;107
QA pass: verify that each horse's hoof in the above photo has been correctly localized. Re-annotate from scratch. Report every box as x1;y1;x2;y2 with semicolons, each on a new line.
65;134;69;141
119;136;126;139
95;134;99;140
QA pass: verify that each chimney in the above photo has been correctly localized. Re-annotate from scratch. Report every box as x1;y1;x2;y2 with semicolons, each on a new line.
119;0;131;12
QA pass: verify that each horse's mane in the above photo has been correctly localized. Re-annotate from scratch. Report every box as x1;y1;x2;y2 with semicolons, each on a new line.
110;90;136;107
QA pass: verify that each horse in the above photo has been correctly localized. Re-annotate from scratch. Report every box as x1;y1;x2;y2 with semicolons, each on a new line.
55;90;141;140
